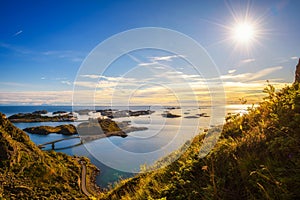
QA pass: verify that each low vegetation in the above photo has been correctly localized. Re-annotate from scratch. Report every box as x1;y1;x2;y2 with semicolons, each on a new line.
0;113;99;199
101;83;300;199
23;124;77;135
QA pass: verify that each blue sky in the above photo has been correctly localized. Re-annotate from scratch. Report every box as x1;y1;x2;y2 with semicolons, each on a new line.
0;0;299;105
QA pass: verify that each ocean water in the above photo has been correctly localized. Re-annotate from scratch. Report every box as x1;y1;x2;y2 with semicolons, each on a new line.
0;105;249;188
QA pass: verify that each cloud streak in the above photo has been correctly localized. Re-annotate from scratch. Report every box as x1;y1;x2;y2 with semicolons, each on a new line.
13;30;23;37
240;58;255;64
220;66;283;82
150;55;184;62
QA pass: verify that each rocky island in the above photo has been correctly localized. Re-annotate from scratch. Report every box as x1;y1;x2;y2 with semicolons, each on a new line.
77;118;147;139
23;124;77;135
8;109;154;123
8;111;76;122
23;118;147;139
161;112;181;118
96;109;155;118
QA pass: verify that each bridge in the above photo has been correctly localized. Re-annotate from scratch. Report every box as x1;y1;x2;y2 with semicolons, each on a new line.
38;136;81;150
37;131;126;150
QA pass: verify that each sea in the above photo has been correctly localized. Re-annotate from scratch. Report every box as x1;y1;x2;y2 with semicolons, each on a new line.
0;105;250;188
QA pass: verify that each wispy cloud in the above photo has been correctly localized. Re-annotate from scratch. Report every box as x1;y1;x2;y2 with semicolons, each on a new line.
150;55;184;62
0;42;85;62
13;30;23;37
80;75;133;82
75;75;138;89
138;62;158;66
0;42;31;54
80;74;101;79
61;81;72;85
228;69;236;74
42;50;85;62
290;56;298;60
154;66;166;70
240;58;255;64
125;53;183;67
248;66;283;81
220;66;283;81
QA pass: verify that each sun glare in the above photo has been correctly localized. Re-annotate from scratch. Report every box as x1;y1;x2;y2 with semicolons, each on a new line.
232;22;256;44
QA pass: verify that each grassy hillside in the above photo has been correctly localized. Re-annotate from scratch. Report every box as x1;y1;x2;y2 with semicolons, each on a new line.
101;83;300;199
0;113;99;199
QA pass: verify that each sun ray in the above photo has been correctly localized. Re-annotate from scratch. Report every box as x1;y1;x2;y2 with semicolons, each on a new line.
199;0;274;67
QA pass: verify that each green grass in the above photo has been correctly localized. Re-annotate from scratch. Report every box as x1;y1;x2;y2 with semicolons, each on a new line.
100;83;300;200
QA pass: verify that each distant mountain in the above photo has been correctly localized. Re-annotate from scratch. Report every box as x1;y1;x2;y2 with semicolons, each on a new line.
0;113;98;199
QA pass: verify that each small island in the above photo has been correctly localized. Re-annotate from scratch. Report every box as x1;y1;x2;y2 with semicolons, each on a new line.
161;112;181;118
8;109;154;123
96;109;155;118
77;118;147;138
197;113;209;117
8;111;76;122
23;124;77;135
23;118;147;139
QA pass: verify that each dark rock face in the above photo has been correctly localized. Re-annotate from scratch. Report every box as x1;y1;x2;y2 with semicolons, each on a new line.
295;58;300;83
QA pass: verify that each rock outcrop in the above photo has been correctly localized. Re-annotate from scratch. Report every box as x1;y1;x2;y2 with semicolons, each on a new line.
295;58;300;83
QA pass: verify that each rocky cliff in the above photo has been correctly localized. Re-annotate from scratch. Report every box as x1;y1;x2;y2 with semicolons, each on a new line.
295;58;300;83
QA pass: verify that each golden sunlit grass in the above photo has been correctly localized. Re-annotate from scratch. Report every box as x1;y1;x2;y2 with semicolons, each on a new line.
100;83;300;200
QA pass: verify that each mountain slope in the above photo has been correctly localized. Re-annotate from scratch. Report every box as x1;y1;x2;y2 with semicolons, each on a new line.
102;83;300;199
0;113;98;199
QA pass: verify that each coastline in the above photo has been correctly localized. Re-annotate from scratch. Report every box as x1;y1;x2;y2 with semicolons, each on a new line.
0;105;250;189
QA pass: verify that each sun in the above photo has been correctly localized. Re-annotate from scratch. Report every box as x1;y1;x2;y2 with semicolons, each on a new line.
232;22;256;44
